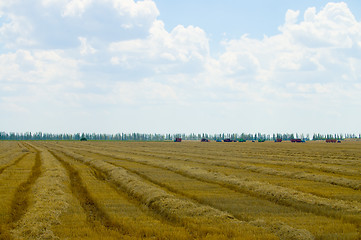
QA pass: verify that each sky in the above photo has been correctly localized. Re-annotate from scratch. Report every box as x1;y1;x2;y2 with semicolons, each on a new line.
0;0;361;135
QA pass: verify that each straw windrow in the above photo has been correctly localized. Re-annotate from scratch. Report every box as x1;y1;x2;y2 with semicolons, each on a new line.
10;147;72;240
51;145;314;240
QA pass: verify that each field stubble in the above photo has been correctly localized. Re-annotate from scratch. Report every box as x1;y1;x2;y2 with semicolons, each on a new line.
1;140;361;239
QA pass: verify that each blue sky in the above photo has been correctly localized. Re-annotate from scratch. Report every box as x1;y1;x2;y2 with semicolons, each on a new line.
1;1;361;135
156;1;361;53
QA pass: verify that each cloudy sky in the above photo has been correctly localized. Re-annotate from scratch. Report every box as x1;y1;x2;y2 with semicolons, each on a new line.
1;1;360;135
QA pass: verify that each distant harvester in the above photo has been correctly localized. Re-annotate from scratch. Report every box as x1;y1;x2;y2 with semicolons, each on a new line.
201;138;210;142
291;139;304;143
223;139;236;142
326;139;337;143
174;138;182;142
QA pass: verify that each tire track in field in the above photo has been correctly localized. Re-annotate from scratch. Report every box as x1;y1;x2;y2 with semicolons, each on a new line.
64;148;315;240
48;150;123;232
82;149;361;225
8;150;41;224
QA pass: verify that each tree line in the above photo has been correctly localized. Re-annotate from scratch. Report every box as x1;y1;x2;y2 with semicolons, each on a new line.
1;132;360;141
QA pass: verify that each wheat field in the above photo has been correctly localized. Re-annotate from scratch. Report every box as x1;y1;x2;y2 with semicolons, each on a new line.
0;140;360;240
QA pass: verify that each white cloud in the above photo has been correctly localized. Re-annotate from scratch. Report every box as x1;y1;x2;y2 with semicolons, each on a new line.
285;9;300;25
281;2;361;49
78;37;97;55
112;0;159;19
109;20;209;73
0;0;160;50
62;0;92;17
0;1;360;133
0;13;34;48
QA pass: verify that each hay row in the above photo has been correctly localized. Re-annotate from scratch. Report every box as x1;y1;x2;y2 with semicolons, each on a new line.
135;143;361;172
53;143;361;216
223;162;361;190
52;145;316;240
10;146;72;240
8;151;41;224
83;149;361;220
49;150;126;233
92;141;360;166
63;142;361;193
49;149;196;240
104;156;317;240
93;146;361;191
49;146;287;240
145;151;361;190
0;151;36;239
73;142;360;178
152;148;360;176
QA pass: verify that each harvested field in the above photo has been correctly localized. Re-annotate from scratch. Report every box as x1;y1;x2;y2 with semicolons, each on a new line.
0;140;361;239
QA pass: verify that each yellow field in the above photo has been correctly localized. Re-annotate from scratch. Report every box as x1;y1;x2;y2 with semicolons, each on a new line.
0;141;360;240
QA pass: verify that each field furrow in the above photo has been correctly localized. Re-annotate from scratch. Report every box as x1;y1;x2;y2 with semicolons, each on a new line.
84;144;361;191
8;149;41;224
50;145;280;240
1;140;360;239
8;145;73;240
74;147;361;223
0;149;36;239
98;142;361;177
95;142;361;175
56;145;360;240
100;156;349;239
68;142;361;202
48;149;193;240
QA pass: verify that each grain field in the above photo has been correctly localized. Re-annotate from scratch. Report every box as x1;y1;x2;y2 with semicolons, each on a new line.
0;140;360;239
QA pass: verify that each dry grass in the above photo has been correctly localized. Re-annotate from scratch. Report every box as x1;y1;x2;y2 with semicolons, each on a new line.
0;145;36;239
70;147;358;239
49;150;191;239
8;147;71;240
50;145;278;240
71;145;361;217
1;140;361;239
76;141;361;190
57;140;361;239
